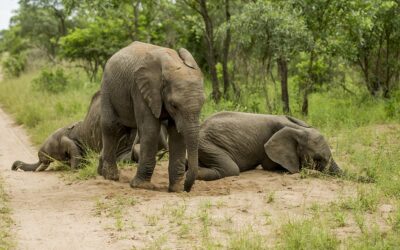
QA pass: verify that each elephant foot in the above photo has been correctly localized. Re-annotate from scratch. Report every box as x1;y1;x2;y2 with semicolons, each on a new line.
168;178;184;193
102;166;120;181
130;176;156;190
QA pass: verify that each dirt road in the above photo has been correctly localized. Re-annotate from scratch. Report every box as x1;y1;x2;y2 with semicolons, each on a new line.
0;107;133;249
0;105;358;249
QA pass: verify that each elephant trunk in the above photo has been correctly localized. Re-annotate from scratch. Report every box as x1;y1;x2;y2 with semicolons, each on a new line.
183;122;200;192
11;160;42;171
327;160;344;176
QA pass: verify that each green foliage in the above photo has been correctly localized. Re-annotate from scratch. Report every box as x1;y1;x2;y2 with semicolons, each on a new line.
340;0;400;96
32;67;69;93
279;219;339;250
232;0;309;60
1;53;26;77
10;0;72;58
228;228;267;250
0;177;14;249
0;69;97;145
70;149;99;180
60;16;131;81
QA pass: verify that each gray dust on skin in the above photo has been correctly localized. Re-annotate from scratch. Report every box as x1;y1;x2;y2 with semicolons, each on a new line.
98;41;204;192
196;112;343;181
0;107;129;250
10;91;141;172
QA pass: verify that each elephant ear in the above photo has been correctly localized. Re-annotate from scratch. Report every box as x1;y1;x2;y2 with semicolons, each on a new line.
178;48;199;69
60;136;81;169
286;116;311;128
264;127;305;173
135;52;163;118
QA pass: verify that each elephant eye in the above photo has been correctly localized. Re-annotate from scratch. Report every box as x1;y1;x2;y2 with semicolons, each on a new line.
171;103;179;110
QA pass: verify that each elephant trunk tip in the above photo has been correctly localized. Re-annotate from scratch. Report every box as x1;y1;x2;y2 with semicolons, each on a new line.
184;171;196;192
11;160;41;172
11;161;23;171
184;155;198;192
327;160;345;177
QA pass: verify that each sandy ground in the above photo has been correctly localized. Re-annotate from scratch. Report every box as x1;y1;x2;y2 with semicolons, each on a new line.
0;105;367;249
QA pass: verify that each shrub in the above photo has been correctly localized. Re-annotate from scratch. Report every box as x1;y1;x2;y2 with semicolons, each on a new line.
32;68;69;93
1;54;26;77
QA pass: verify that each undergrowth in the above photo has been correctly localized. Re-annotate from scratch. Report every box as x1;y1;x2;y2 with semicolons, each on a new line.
0;66;399;249
0;176;14;250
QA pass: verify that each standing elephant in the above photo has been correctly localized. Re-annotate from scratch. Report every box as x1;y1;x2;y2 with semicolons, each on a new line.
11;91;135;171
131;123;169;162
98;42;204;192
195;112;343;181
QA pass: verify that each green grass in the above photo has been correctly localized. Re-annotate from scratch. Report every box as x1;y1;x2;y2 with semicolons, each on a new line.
1;66;400;249
227;228;267;250
94;195;139;231
0;177;14;250
278;219;339;250
0;67;98;145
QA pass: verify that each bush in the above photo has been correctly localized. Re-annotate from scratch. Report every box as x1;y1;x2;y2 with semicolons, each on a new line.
32;68;69;93
1;54;26;77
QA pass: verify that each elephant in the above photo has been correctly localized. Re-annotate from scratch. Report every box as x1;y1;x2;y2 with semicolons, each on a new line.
11;91;168;172
11;91;133;171
131;123;169;162
195;111;343;181
98;41;204;192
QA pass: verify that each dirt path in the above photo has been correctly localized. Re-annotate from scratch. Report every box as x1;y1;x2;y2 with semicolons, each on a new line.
0;104;359;249
0;107;131;250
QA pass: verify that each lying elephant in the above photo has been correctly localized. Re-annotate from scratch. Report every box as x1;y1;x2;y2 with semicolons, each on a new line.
11;91;131;171
195;111;343;180
12;91;168;172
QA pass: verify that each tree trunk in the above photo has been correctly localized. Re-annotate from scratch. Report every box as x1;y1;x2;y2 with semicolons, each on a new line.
301;89;309;116
302;51;315;116
133;0;141;41
277;57;290;114
198;0;221;102
222;0;231;97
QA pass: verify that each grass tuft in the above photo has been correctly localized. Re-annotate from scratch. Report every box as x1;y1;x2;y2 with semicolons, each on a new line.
228;227;267;250
278;219;339;250
0;177;14;250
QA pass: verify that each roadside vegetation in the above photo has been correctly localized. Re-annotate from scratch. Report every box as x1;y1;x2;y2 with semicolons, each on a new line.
1;0;400;249
0;176;14;250
1;59;400;250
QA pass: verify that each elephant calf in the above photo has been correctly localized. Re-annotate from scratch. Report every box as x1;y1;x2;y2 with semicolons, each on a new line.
11;91;133;171
11;91;168;172
196;111;342;181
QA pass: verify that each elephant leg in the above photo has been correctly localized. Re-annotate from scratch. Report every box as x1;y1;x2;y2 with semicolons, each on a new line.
130;117;160;190
99;122;126;181
131;144;140;162
167;125;186;192
197;145;240;181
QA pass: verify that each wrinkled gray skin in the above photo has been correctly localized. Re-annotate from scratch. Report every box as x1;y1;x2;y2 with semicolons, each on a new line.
11;91;138;172
196;112;343;181
131;124;169;162
98;42;204;192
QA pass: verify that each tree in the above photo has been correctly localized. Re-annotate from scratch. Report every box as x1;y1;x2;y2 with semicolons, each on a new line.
222;0;232;97
182;0;222;102
291;0;346;115
233;0;309;114
13;0;73;59
60;17;131;81
341;0;400;97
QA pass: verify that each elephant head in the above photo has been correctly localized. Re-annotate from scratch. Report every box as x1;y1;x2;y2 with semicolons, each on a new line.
135;47;205;191
264;127;342;175
11;124;82;171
